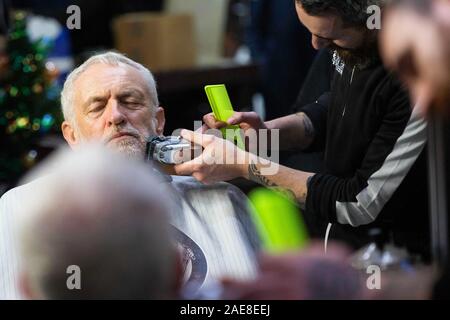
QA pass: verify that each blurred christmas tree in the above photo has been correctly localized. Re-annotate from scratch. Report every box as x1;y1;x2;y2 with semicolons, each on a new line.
0;11;62;184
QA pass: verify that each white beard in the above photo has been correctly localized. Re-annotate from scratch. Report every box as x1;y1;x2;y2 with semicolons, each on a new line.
107;137;146;160
75;129;147;160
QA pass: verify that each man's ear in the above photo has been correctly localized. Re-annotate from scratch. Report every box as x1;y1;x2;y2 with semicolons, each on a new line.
155;107;165;136
61;121;79;149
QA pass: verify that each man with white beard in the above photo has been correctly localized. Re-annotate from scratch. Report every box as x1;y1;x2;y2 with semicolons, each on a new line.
0;52;258;299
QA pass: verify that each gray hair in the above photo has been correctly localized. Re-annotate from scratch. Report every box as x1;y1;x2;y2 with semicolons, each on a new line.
61;51;159;122
296;0;386;26
17;145;176;299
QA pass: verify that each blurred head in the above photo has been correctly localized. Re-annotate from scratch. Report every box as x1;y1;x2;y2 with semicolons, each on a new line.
295;0;383;66
61;52;165;159
380;0;450;112
17;145;180;299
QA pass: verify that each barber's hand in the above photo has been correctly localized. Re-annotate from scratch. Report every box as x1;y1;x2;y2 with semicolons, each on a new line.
221;243;365;300
201;112;270;152
201;111;268;133
174;129;252;184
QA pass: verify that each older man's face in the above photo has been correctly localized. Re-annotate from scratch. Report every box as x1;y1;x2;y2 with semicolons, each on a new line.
62;64;165;157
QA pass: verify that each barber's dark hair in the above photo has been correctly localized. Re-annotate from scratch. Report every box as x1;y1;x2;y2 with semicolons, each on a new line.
296;0;386;27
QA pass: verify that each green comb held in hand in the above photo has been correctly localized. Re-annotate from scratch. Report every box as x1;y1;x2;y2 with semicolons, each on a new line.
204;84;245;149
248;188;309;253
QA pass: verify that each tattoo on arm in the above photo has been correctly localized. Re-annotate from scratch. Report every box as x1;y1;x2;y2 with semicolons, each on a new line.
297;112;315;139
248;163;299;201
271;187;298;203
248;163;277;187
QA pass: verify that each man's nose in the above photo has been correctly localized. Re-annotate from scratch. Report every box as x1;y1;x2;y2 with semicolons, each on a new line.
311;35;330;50
106;100;126;126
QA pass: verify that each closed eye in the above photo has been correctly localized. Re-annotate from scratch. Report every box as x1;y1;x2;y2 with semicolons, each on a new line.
121;99;143;109
117;89;146;108
88;104;106;115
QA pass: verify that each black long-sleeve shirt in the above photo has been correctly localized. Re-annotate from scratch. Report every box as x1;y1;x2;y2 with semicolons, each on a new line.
299;51;430;259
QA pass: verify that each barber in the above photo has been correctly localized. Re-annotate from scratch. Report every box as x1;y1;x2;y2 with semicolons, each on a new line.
176;0;430;259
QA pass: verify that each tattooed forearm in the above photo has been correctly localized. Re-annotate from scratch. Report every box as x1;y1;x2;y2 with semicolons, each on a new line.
267;112;314;150
297;112;315;139
248;163;278;187
247;162;312;205
248;163;298;200
271;187;298;203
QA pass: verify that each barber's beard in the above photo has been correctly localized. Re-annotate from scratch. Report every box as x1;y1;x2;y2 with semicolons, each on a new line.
331;30;380;69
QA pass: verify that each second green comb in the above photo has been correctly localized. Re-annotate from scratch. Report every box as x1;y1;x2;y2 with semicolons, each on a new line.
248;188;309;253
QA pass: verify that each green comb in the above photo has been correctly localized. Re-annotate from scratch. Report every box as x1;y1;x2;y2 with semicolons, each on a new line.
248;188;309;253
204;84;245;149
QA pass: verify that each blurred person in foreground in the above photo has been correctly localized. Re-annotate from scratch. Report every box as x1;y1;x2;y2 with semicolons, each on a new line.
0;52;258;299
221;242;437;300
17;145;181;299
381;0;450;300
380;0;450;115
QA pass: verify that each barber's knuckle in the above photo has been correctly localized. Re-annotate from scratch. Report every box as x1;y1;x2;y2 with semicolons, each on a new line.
203;113;212;122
